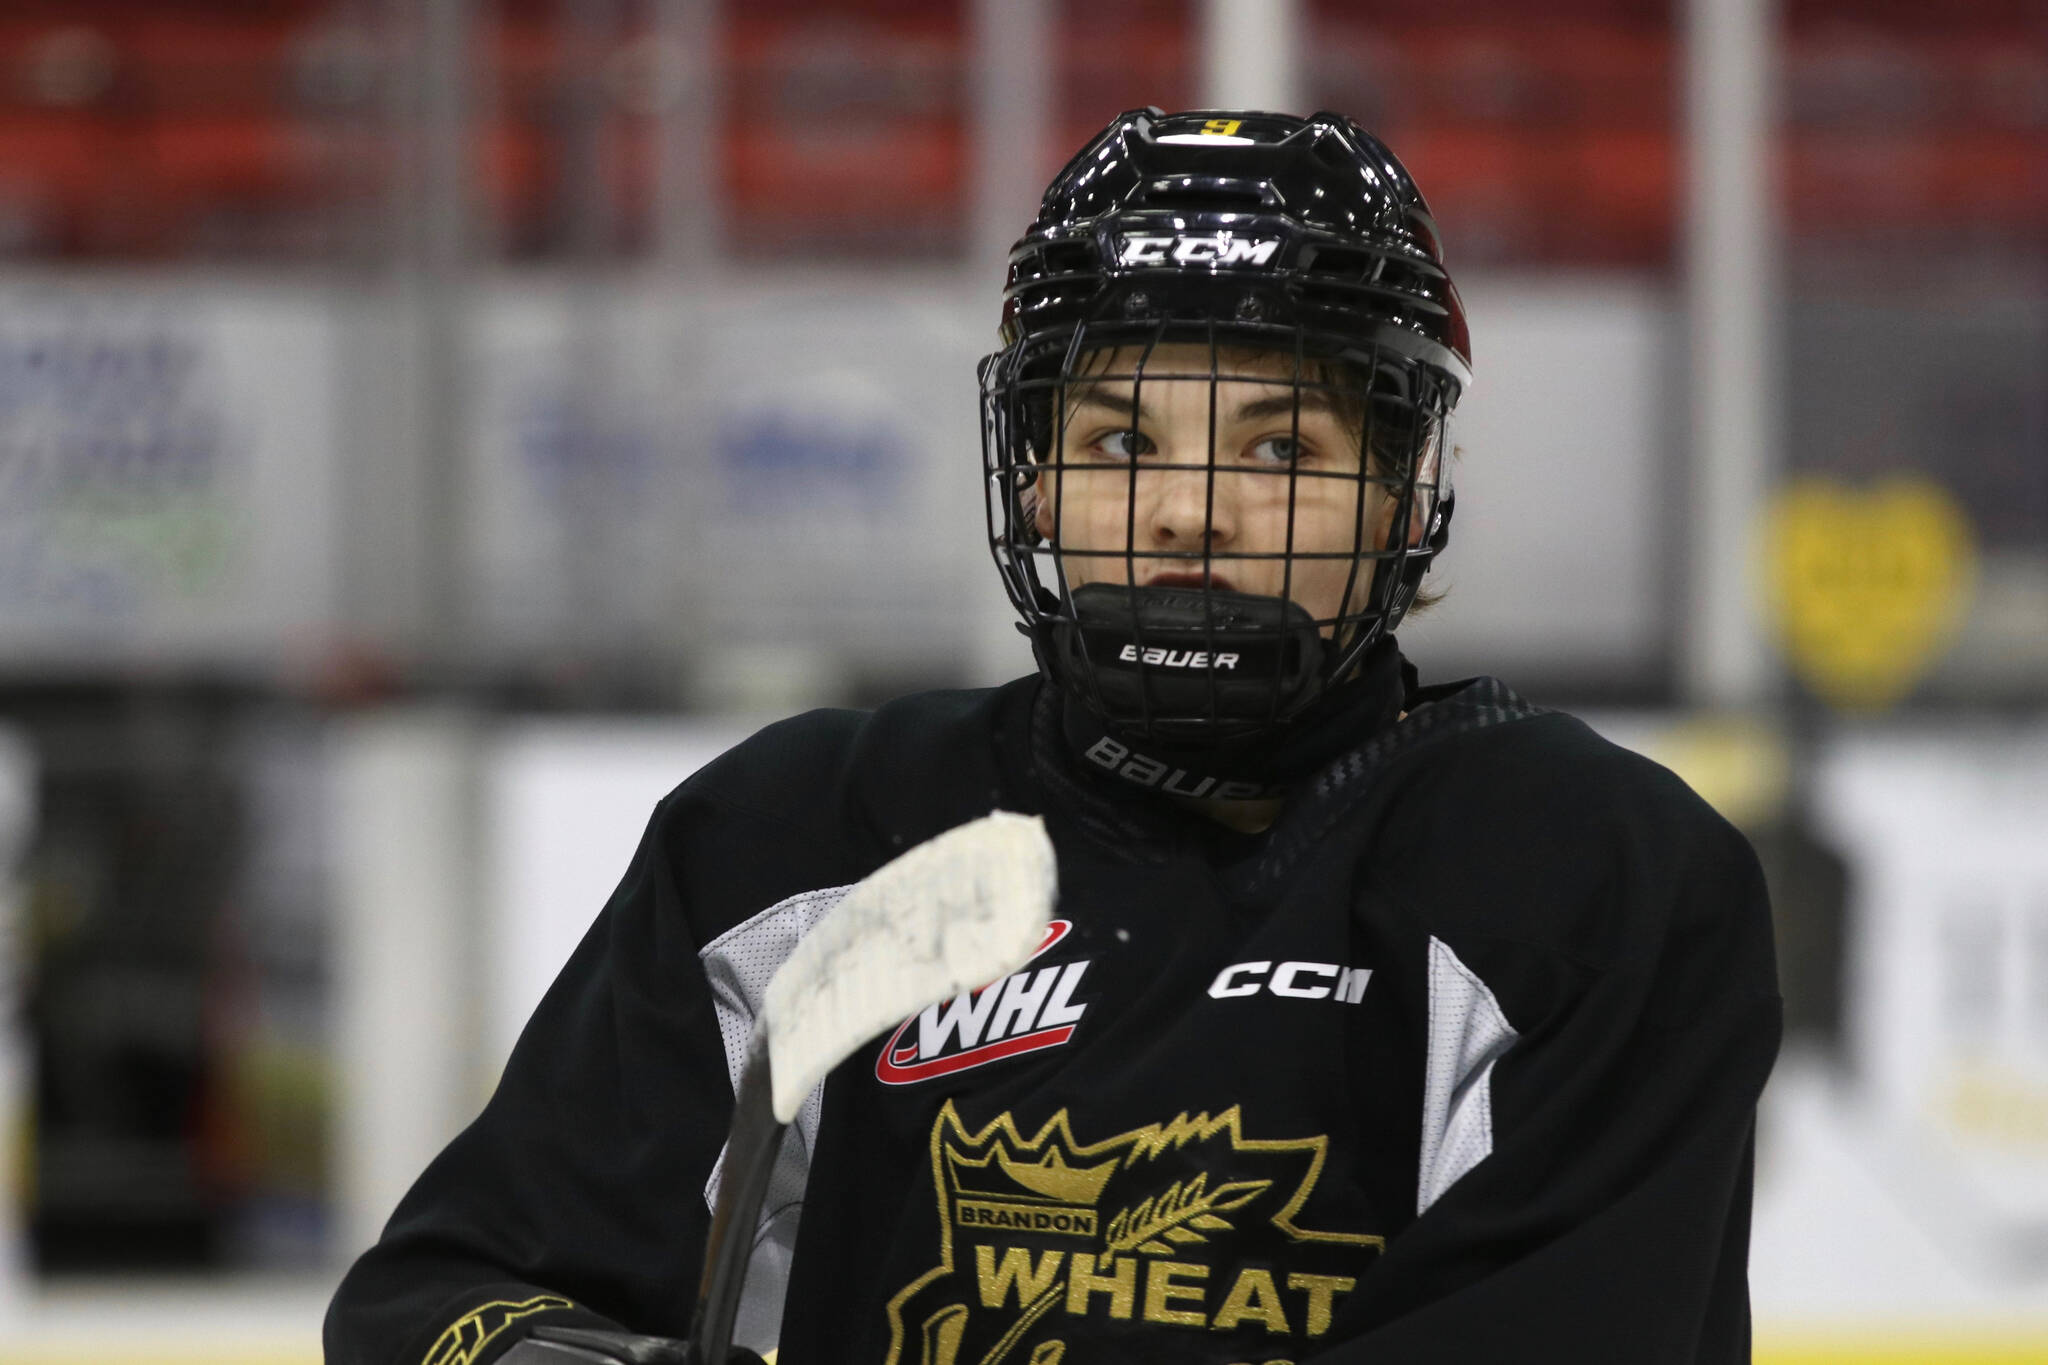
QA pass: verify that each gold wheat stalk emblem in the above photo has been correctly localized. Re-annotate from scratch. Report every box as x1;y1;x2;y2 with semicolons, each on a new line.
1098;1172;1270;1267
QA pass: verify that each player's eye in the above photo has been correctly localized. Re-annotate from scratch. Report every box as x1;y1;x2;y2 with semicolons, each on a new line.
1092;429;1155;460
1247;435;1308;465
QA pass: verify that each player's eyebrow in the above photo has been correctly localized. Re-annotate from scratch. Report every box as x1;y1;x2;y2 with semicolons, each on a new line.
1231;391;1339;423
1066;386;1337;426
1063;387;1150;424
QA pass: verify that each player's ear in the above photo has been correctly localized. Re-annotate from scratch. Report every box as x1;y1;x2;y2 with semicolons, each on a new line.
1030;475;1056;539
1398;495;1430;548
1364;475;1430;552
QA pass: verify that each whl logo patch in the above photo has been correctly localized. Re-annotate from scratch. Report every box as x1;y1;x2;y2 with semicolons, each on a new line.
877;919;1090;1085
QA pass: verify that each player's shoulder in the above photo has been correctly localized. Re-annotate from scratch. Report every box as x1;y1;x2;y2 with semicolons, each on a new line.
628;681;1038;939
1409;685;1711;828
1371;677;1764;970
662;677;1038;844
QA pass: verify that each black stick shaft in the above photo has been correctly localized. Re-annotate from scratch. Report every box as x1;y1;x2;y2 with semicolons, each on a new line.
688;1035;782;1365
688;1031;786;1365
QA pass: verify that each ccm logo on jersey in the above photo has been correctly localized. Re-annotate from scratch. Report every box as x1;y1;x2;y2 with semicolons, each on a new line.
1117;234;1281;268
877;919;1091;1085
1117;644;1240;670
1209;960;1371;1004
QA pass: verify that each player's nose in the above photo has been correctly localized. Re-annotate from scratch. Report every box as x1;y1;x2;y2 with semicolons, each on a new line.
1141;453;1237;549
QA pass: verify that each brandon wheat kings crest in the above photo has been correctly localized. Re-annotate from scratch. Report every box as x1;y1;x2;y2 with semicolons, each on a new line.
884;1102;1385;1365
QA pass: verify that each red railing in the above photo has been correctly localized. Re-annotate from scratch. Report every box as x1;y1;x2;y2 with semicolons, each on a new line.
0;0;2037;264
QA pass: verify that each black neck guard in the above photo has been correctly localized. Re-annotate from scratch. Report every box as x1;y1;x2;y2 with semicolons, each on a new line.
1059;637;1412;803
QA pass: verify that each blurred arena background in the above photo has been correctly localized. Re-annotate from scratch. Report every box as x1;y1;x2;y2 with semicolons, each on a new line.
0;0;2042;1361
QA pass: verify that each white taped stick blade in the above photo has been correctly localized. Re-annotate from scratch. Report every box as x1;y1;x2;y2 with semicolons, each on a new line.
761;811;1057;1123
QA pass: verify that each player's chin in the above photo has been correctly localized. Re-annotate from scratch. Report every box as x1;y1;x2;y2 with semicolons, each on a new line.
1061;566;1316;608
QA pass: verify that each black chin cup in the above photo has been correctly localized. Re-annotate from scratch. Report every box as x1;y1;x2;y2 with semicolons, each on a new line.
1049;583;1326;737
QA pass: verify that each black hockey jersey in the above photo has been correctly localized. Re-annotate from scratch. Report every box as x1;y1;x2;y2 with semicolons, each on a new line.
325;673;1781;1365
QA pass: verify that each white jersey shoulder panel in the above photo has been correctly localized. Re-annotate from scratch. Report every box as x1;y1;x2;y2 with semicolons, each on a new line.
1417;935;1519;1214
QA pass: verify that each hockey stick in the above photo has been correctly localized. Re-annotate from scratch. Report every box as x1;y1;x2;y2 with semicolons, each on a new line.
685;810;1058;1364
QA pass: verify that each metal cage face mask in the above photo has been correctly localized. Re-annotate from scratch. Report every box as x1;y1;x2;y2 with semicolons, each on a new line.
982;320;1455;746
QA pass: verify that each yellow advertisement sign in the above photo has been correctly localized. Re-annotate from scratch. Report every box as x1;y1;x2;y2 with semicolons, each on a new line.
1764;477;1976;711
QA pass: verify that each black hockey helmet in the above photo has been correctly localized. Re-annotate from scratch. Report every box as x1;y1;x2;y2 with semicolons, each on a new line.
981;107;1471;747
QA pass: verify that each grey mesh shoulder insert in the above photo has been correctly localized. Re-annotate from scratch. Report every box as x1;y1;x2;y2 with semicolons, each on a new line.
1417;935;1519;1214
696;883;853;1353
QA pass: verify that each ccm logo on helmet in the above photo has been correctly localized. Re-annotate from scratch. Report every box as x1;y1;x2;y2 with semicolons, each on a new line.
1118;234;1281;268
1208;960;1372;1004
1117;644;1240;669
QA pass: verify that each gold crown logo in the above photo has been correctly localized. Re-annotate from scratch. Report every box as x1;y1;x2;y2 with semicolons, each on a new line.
945;1141;1117;1208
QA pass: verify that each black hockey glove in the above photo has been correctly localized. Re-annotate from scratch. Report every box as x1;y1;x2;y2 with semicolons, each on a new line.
497;1324;766;1365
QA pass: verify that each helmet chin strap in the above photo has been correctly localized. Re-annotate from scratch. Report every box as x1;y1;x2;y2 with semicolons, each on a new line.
1054;633;1410;803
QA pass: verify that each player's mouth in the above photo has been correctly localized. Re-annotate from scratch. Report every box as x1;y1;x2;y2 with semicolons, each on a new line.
1142;570;1239;593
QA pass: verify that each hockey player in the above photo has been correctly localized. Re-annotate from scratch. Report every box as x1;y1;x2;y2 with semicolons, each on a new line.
327;109;1780;1365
